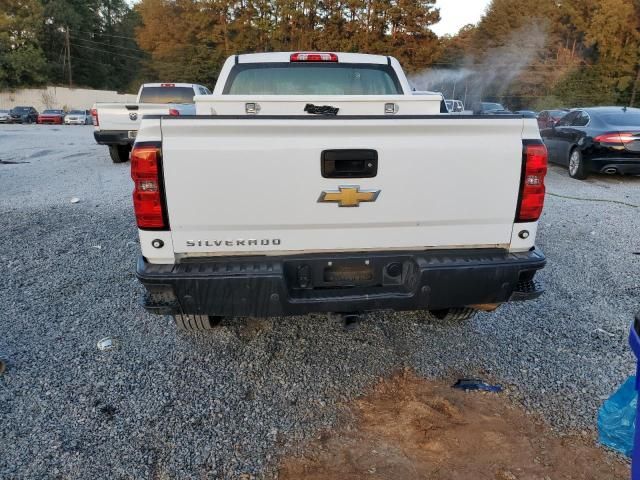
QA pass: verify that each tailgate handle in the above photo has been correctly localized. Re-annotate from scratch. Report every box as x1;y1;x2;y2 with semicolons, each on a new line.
321;150;378;178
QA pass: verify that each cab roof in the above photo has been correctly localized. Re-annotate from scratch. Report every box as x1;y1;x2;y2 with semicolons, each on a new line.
236;52;391;65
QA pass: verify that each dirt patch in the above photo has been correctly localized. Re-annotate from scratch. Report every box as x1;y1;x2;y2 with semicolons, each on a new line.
278;371;628;480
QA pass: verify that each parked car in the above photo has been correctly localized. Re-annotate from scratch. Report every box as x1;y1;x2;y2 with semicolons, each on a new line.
474;102;511;115
93;83;209;163
37;109;66;125
445;99;464;113
132;51;547;332
0;109;10;123
515;110;537;118
65;109;92;125
9;106;38;124
540;106;640;179
537;109;569;129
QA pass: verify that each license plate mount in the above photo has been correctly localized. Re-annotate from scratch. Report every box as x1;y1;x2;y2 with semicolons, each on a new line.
324;264;374;284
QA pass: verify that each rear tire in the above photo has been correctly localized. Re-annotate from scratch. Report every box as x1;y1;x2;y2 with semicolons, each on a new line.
109;145;131;163
427;308;477;321
568;148;588;180
174;314;223;331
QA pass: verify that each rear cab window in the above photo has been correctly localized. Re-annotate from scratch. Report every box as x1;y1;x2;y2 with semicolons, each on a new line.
223;63;402;95
139;86;196;104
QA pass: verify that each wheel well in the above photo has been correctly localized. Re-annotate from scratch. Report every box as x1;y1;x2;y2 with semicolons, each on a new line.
567;145;582;164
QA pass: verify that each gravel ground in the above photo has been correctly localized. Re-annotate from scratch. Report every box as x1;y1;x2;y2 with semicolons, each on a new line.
1;124;639;479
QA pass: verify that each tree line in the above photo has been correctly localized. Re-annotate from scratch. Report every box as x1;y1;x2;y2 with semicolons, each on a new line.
1;0;141;92
2;0;639;110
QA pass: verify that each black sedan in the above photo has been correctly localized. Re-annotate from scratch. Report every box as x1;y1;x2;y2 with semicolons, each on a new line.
9;106;39;124
540;107;640;179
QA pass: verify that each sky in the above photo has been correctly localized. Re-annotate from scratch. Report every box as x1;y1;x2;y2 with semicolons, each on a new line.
430;0;492;37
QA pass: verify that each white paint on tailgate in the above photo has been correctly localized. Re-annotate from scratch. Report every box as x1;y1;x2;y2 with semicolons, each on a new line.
139;230;175;264
159;117;525;255
509;222;537;252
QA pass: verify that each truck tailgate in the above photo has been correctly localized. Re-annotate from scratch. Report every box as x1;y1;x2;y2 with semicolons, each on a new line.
160;117;525;255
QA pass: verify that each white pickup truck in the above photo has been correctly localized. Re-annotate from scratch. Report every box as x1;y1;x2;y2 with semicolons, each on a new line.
92;83;210;163
131;52;548;331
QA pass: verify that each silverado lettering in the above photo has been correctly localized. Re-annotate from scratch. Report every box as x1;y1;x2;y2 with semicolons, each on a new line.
186;239;281;247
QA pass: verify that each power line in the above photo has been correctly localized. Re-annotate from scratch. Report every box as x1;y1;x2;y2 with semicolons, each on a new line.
68;41;214;68
68;41;633;71
69;35;148;54
70;42;148;61
70;34;218;54
73;29;140;41
51;57;116;69
66;31;637;71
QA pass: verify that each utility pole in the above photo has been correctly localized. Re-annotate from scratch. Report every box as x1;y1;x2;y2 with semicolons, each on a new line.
463;82;468;109
61;44;66;77
65;27;72;88
630;65;640;108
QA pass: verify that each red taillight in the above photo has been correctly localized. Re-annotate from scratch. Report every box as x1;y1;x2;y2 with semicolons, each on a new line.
517;143;547;222
91;108;99;126
290;52;338;62
160;83;175;87
594;132;637;145
131;145;166;229
168;108;180;116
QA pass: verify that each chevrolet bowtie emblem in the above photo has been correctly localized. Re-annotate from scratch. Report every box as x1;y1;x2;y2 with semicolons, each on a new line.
318;186;381;207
